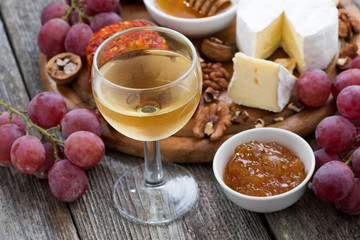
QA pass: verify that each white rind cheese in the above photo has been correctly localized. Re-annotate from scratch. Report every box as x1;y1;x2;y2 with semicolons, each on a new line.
228;52;297;112
236;0;338;73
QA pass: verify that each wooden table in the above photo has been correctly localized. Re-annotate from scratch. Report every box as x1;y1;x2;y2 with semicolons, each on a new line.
0;0;359;239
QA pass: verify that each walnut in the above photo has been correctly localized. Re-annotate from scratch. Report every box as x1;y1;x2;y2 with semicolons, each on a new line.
253;118;265;128
193;103;232;141
229;103;249;124
338;8;360;40
46;52;82;84
201;62;231;90
288;101;305;113
339;43;358;59
203;87;220;103
201;37;236;62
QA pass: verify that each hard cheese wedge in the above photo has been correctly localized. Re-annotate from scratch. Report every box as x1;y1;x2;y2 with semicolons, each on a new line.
228;52;297;112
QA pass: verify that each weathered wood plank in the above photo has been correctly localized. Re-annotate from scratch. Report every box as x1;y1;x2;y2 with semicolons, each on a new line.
0;10;79;240
0;0;52;98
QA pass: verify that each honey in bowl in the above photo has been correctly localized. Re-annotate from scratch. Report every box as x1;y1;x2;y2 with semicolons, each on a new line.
223;140;306;197
154;0;232;18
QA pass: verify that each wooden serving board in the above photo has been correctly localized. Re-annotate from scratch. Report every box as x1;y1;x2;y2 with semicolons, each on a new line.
40;0;359;163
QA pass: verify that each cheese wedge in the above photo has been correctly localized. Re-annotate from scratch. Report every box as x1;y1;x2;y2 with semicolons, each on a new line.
236;0;338;73
228;52;297;112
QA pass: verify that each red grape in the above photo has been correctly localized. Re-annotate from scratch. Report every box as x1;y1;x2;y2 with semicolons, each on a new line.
11;135;45;175
37;18;70;57
90;12;123;32
313;148;340;175
86;0;119;12
28;92;67;129
64;131;105;168
350;55;360;69
352;148;360;176
331;68;360;99
65;23;93;59
0;111;26;133
297;69;331;107
60;108;102;139
336;85;360;119
69;6;96;25
48;159;88;202
312;161;354;202
0;124;24;167
41;1;70;25
33;138;63;179
315;115;356;153
335;178;360;215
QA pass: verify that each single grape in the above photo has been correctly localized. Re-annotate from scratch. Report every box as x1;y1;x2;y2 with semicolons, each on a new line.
0;124;24;167
312;161;354;202
65;23;94;59
60;108;102;139
0;111;26;133
336;85;360;119
64;131;105;168
335;178;360;215
313;148;340;175
69;6;96;25
86;0;119;12
11;135;45;175
28;92;67;129
37;18;70;57
331;68;360;99
90;12;123;32
297;68;331;107
352;148;360;176
350;55;360;69
41;1;70;25
48;159;88;202
33;138;63;179
315;115;356;153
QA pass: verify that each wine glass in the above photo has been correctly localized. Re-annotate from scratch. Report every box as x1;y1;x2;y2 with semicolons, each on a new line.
91;26;202;224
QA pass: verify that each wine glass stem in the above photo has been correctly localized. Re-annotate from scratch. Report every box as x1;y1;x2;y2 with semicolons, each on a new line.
144;141;164;187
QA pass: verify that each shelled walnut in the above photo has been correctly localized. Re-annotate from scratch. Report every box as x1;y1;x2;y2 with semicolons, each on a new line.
229;103;249;124
193;103;232;141
338;8;360;40
201;62;231;90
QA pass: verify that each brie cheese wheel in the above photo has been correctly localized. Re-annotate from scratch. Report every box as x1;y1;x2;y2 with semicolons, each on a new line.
236;0;338;73
228;52;297;112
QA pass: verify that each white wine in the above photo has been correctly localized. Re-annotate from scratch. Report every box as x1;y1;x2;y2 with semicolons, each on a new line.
93;49;201;141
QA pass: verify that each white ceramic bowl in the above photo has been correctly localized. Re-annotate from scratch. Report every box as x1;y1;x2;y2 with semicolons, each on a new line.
143;0;238;38
213;127;315;213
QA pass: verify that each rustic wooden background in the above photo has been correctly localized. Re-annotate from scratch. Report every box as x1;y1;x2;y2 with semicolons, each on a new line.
0;0;359;239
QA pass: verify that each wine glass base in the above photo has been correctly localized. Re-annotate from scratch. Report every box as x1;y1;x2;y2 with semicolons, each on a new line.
113;162;198;224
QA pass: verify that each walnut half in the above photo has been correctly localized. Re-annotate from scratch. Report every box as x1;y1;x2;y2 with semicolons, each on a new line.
46;52;82;85
193;103;232;141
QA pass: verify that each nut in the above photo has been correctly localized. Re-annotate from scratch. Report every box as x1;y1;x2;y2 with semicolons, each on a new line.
338;8;360;40
201;62;231;90
46;52;82;85
339;43;358;59
193;103;232;141
229;103;249;124
288;101;305;113
253;118;265;128
203;87;220;103
200;37;236;62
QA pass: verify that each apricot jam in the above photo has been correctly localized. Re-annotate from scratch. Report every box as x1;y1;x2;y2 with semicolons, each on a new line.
223;140;306;197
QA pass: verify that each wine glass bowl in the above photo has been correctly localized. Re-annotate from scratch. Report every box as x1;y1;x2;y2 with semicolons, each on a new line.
91;26;202;224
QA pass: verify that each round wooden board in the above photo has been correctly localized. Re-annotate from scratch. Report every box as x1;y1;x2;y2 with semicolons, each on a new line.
40;0;359;163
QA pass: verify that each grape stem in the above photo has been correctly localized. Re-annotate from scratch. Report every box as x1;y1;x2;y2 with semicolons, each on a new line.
0;100;64;161
64;0;92;24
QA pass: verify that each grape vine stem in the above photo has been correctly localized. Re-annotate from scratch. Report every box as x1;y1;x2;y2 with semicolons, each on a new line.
0;100;64;160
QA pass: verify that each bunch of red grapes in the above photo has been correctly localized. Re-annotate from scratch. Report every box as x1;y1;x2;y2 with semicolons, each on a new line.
0;92;105;202
38;0;123;59
297;57;360;215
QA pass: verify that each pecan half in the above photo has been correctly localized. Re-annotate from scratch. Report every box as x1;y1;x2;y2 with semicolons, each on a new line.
193;103;232;141
201;62;231;91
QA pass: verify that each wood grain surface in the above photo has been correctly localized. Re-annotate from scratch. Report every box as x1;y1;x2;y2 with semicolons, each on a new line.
0;0;359;239
39;1;348;163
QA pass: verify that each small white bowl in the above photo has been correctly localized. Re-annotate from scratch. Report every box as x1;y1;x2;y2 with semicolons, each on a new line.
213;128;315;213
143;0;238;38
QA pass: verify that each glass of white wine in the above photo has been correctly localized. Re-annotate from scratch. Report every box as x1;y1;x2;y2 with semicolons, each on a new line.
91;26;202;224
